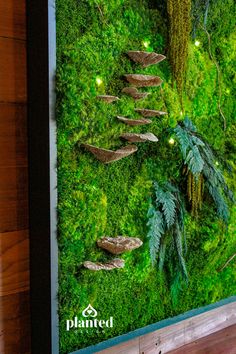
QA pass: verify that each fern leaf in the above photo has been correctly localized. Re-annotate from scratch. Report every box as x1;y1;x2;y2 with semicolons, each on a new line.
186;145;204;174
191;135;205;147
173;223;188;281
206;182;229;222
154;183;176;228
183;117;196;132
147;205;165;265
158;240;167;271
174;125;191;159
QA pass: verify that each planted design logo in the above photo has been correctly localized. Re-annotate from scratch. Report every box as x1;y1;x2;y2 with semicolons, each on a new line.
82;304;98;318
66;304;113;331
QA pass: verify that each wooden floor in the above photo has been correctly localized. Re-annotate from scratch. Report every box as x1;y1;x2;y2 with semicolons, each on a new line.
169;324;236;354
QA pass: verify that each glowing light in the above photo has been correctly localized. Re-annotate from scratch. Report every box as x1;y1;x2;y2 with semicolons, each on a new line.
215;161;219;166
143;41;150;48
169;138;175;145
226;88;230;94
195;40;200;47
180;111;183;116
96;77;103;86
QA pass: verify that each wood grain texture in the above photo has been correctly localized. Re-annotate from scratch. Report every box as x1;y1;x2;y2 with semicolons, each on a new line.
168;324;236;354
0;291;30;354
139;302;236;354
0;0;26;39
0;166;28;232
0;37;27;103
0;230;29;296
97;302;236;354
0;103;27;167
96;338;139;354
0;0;30;352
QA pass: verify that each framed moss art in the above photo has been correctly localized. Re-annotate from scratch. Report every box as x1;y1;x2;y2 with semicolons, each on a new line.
27;0;236;353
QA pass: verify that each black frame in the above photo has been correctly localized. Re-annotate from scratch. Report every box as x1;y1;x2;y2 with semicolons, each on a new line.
27;0;58;353
27;1;236;354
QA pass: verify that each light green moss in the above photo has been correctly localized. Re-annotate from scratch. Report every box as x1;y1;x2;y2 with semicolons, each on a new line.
56;0;236;353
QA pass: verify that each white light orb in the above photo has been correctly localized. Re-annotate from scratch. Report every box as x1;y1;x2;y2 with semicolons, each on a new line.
96;77;103;86
143;41;150;48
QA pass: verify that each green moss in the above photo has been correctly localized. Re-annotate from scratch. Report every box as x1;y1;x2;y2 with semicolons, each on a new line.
56;0;236;353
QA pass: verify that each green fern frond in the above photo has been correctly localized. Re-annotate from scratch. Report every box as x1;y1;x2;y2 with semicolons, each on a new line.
154;182;176;228
174;117;234;223
173;223;188;281
158;240;167;271
183;117;197;132
206;182;229;222
191;135;205;147
147;181;188;283
174;125;191;159
147;205;165;265
186;145;204;175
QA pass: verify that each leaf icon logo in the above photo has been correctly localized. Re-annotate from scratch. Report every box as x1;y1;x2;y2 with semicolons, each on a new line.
82;304;98;318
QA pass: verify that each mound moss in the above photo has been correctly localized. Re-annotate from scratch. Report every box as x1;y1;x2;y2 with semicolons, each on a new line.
56;0;236;353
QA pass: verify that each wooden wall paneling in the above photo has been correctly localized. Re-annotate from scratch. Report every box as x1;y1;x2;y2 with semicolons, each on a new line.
96;301;236;354
0;37;27;103
168;324;236;354
138;301;236;354
0;0;30;352
0;0;26;39
0;291;30;354
0;166;28;232
0;230;29;296
96;338;140;354
0;103;27;167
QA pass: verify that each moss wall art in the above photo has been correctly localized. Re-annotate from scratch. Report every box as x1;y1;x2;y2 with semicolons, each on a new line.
56;0;236;353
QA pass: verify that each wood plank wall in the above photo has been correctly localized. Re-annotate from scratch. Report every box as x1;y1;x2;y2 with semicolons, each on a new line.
0;0;30;353
97;301;236;354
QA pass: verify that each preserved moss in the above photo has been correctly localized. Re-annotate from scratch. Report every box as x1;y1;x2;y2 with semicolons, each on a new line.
167;0;191;104
56;0;236;353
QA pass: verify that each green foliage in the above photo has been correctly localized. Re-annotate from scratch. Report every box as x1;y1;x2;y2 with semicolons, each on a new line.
147;206;164;265
192;0;211;37
154;182;177;228
56;0;236;352
167;0;191;99
147;182;188;280
174;118;204;174
174;118;234;222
